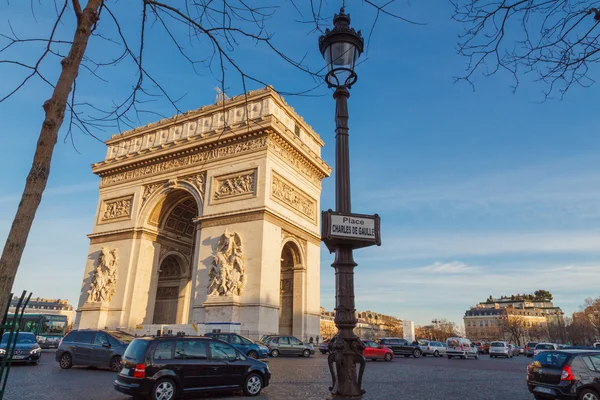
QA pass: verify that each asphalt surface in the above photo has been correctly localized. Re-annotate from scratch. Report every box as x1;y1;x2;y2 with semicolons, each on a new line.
3;350;534;400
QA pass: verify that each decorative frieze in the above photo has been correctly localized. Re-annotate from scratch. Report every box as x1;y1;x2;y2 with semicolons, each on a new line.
271;172;316;222
99;136;268;187
208;231;247;297
212;169;257;203
100;195;133;222
87;247;119;303
268;136;325;186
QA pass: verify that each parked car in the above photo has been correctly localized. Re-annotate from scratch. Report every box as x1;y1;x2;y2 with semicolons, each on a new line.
483;342;491;354
56;329;134;372
527;349;600;400
319;339;330;355
446;337;478;359
0;332;41;365
489;341;512;358
420;341;446;357
263;335;314;357
114;335;270;399
534;343;558;357
258;335;274;345
362;340;393;361
519;346;525;355
204;332;269;359
526;342;539;357
377;338;422;358
509;344;520;356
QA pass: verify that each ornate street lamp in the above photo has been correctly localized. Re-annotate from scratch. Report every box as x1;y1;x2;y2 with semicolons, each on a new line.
319;8;377;400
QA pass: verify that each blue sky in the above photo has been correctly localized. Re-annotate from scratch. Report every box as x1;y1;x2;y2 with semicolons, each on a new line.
2;1;600;327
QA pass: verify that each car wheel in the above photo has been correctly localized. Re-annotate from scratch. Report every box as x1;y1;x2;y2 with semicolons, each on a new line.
474;355;479;360
110;356;122;372
59;353;72;369
303;349;311;358
413;349;422;358
579;389;600;400
243;373;263;396
433;350;439;357
320;350;327;354
384;353;392;362
447;355;452;359
270;349;279;358
247;350;259;359
152;378;176;400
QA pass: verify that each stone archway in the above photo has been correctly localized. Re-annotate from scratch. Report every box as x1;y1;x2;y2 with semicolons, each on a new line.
147;189;198;325
279;241;303;335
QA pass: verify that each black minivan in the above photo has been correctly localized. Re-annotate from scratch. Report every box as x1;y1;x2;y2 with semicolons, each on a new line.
114;336;270;400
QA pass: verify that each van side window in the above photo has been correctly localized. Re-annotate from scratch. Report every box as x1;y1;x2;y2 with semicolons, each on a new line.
153;341;174;360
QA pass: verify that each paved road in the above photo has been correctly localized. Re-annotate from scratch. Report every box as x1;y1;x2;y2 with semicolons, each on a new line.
4;350;534;400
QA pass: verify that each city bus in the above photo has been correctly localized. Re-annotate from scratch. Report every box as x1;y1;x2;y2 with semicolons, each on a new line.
6;313;68;348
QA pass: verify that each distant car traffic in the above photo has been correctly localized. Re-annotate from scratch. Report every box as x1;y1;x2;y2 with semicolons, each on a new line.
509;344;520;357
534;343;558;357
362;340;393;361
420;341;446;357
446;337;478;360
527;349;600;400
377;338;422;358
204;332;269;359
489;341;512;358
114;335;270;399
56;329;134;371
0;332;41;365
472;341;485;354
263;335;315;357
319;339;330;354
526;342;539;358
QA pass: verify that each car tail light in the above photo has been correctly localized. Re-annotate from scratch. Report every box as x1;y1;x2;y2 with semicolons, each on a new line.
133;364;146;378
561;365;575;381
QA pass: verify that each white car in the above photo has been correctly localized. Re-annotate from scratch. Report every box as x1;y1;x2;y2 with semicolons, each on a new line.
446;337;478;359
489;341;512;358
533;343;557;356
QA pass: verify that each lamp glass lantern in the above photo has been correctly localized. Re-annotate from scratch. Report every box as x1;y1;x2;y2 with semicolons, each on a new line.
319;9;364;88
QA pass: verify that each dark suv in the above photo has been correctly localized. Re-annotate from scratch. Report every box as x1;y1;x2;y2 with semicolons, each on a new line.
527;349;600;399
56;329;133;372
377;338;422;358
114;336;270;399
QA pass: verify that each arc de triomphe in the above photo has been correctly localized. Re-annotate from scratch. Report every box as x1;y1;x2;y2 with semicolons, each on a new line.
74;87;331;340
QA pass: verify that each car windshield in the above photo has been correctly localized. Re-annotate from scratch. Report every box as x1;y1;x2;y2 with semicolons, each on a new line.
491;342;504;347
123;339;150;363
105;330;134;343
533;351;568;367
527;343;538;347
238;335;255;344
1;332;36;344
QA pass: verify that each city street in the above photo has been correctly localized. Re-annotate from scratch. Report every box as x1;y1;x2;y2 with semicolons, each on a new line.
4;350;534;400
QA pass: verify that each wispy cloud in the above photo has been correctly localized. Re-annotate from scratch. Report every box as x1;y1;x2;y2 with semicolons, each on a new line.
0;182;97;205
418;261;479;273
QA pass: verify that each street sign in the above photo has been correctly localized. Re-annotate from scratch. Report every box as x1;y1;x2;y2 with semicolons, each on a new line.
321;210;381;252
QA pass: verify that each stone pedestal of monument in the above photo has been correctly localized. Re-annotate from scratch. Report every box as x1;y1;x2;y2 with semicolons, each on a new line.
202;295;243;333
78;301;110;330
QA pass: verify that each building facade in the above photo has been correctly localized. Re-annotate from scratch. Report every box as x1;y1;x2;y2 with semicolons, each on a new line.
320;308;402;340
464;296;564;343
74;87;331;341
9;297;75;327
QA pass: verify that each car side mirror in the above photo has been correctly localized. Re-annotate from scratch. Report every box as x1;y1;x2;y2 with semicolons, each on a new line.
102;342;110;348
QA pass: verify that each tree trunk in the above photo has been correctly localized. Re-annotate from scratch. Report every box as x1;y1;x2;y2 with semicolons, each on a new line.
0;0;103;317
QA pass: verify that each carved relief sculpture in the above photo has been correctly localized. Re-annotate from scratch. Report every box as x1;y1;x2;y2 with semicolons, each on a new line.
213;170;256;200
101;196;132;221
271;173;316;221
207;231;247;296
87;247;119;303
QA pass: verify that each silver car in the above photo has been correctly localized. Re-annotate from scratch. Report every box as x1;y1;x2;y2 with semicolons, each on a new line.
420;341;446;357
264;335;315;357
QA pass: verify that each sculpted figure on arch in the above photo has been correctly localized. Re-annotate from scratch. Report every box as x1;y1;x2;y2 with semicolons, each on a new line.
208;230;247;296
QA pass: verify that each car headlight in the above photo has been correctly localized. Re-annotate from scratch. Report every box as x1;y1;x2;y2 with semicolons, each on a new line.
30;348;41;354
0;349;5;355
